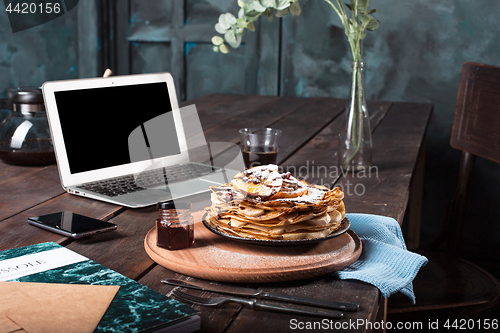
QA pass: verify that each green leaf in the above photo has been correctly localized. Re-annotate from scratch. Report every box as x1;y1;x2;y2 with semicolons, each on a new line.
242;2;265;20
366;9;376;14
219;13;237;29
211;36;224;46
359;14;370;28
356;0;369;13
219;44;230;54
275;8;289;17
236;18;248;28
259;0;275;8
275;0;291;11
244;0;267;13
225;29;243;48
365;17;379;31
264;7;274;21
289;1;301;16
238;8;245;19
245;11;262;21
215;23;228;34
247;20;256;31
213;46;219;52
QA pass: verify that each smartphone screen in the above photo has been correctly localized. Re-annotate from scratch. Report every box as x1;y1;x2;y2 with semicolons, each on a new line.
28;212;117;238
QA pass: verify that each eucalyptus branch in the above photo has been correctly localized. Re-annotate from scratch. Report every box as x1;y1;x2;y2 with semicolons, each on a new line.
211;0;379;64
336;0;348;21
323;0;345;27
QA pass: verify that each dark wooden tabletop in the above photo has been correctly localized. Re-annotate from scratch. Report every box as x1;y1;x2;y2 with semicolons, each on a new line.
0;94;432;333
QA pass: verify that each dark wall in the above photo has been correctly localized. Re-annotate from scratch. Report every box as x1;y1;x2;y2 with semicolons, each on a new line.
0;0;498;274
0;1;98;120
0;6;78;96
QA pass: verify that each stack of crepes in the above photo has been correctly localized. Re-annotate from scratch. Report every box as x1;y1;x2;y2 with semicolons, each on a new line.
205;164;346;240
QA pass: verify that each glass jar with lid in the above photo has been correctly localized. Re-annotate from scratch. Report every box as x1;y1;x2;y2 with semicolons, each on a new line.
156;201;195;250
0;87;55;166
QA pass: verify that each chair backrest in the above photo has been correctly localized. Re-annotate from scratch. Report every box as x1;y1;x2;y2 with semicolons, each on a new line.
444;62;500;252
451;62;500;163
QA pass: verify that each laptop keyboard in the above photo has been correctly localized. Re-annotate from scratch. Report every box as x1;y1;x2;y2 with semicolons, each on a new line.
77;163;219;197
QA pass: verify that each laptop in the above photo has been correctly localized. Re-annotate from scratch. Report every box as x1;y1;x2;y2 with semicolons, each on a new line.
42;72;240;208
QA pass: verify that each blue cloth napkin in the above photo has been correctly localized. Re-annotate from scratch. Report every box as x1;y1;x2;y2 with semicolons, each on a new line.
334;213;428;303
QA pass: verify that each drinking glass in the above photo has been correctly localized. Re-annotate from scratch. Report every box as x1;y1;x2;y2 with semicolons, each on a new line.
239;128;281;169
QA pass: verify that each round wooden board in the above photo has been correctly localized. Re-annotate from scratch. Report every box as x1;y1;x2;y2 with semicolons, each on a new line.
144;222;362;283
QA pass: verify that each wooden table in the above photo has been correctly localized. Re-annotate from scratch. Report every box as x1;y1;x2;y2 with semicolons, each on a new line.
0;94;432;333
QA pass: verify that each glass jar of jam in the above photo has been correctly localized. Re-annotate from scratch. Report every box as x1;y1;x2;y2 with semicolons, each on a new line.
156;201;194;250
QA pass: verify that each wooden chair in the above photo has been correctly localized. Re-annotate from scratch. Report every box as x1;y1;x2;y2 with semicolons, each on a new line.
388;62;500;320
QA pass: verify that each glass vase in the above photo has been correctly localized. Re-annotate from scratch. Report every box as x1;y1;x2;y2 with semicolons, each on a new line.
338;61;372;172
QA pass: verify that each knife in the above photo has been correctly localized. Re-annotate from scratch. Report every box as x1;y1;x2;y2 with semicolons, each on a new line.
162;279;359;312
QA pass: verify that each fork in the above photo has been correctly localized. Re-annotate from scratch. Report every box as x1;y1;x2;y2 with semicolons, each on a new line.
172;290;343;319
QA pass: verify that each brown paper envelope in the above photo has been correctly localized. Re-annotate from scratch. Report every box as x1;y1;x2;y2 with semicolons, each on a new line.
0;282;31;333
0;315;23;333
0;282;119;333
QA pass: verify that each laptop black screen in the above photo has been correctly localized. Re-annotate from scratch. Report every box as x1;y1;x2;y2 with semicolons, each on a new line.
54;82;181;174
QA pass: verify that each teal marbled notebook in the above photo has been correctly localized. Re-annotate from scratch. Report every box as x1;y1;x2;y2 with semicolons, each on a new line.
0;242;200;333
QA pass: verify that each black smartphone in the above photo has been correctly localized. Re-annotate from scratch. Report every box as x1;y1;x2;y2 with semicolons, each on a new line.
27;212;117;238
